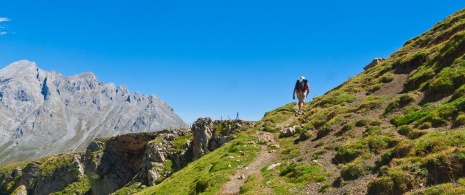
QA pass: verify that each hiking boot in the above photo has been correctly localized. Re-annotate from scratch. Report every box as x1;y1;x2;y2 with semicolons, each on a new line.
298;110;302;115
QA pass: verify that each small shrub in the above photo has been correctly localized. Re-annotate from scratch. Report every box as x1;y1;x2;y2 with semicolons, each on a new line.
341;160;371;180
385;94;415;114
370;120;382;126
317;126;332;139
407;130;429;139
368;169;414;194
319;183;331;193
417;121;432;129
380;74;394;83
337;123;353;135
355;119;370;127
90;174;100;182
454;113;465;126
365;126;381;136
398;125;413;136
357;97;384;113
335;147;364;164
194;176;210;193
279;163;328;184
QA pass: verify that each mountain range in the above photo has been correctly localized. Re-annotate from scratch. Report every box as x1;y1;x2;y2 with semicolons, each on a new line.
0;60;187;165
2;7;465;195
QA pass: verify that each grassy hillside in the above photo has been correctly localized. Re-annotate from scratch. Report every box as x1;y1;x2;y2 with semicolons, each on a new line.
2;7;465;195
138;7;465;195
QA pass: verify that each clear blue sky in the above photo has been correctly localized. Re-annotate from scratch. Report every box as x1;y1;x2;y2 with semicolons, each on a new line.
0;1;463;124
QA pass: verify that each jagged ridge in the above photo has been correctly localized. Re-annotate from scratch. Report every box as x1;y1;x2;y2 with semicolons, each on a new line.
0;60;188;165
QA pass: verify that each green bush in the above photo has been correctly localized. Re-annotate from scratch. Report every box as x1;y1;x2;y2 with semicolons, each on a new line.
355;119;370;127
341;159;371;180
380;74;394;83
398;125;413;136
279;163;327;184
455;112;465;126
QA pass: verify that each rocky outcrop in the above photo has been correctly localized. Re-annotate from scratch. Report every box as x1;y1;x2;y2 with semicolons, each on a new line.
0;60;188;165
0;118;255;195
192;118;214;160
363;58;386;71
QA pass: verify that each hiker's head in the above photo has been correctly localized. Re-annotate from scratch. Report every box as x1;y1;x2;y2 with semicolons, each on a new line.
299;76;305;81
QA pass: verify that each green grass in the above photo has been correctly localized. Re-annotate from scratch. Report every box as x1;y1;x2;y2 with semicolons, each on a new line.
385;94;415;114
39;154;76;176
408;178;465;195
372;128;465;193
340;158;372;180
335;133;399;164
171;133;193;153
278;162;328;184
136;132;259;195
49;175;91;195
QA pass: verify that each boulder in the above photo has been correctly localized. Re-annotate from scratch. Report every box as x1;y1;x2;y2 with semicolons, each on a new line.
364;58;386;71
192;118;214;160
279;126;296;137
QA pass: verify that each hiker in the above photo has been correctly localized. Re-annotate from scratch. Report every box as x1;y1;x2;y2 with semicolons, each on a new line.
293;76;310;114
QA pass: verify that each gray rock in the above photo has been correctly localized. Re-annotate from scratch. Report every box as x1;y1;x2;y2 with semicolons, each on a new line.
279;126;296;137
192;118;214;160
0;60;188;165
12;185;27;195
363;58;386;71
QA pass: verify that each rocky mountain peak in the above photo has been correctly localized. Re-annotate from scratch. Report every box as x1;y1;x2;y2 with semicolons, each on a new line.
0;60;40;78
0;60;188;165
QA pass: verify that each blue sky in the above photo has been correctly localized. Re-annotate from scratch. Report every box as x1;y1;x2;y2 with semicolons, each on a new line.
0;1;464;124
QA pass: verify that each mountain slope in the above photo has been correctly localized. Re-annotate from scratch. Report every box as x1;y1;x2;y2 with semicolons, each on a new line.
0;60;188;165
2;7;465;195
139;7;465;195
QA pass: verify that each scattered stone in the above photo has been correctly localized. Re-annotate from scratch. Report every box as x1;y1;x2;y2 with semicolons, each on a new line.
279;126;296;138
364;58;386;71
267;163;281;170
239;174;245;180
164;133;176;141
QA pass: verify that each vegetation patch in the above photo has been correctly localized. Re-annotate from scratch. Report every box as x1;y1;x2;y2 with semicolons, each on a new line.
335;133;398;164
340;159;372;180
136;132;259;195
171;133;193;153
385;94;415;114
357;96;385;113
262;103;296;126
49;175;91;195
279;162;328;184
408;178;465;195
372;129;465;193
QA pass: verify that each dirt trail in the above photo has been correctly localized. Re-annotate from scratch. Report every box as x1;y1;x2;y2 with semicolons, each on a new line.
219;131;277;195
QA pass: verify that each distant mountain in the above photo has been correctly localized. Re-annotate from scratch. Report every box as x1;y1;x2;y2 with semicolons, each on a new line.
0;60;188;165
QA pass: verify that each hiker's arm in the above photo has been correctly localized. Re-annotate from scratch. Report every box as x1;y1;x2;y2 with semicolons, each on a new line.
307;83;310;95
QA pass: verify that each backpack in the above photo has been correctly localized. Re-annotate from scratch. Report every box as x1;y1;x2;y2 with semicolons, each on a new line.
296;79;308;91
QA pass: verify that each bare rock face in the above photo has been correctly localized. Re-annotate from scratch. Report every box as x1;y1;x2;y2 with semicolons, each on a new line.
363;58;386;71
192;118;214;160
0;60;188;165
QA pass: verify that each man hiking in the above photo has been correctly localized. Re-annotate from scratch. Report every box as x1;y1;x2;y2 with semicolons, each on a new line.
293;76;310;114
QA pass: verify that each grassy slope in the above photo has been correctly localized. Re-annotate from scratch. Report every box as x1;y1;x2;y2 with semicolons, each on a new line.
136;131;260;195
2;8;465;195
136;8;465;195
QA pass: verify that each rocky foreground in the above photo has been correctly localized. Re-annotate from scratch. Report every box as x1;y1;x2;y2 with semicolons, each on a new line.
0;118;254;195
